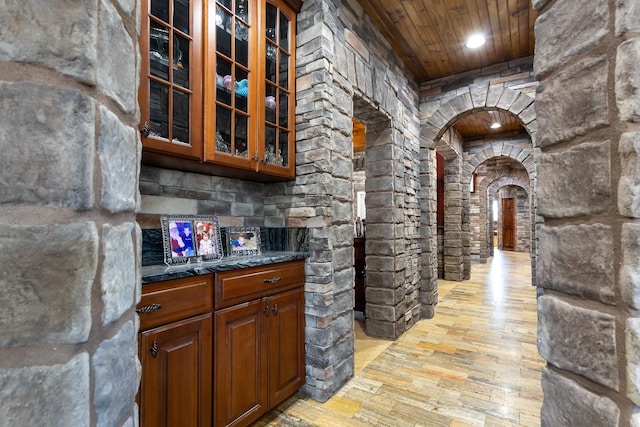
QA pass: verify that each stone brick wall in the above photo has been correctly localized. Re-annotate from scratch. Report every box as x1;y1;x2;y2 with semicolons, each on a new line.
0;1;141;425
533;0;639;424
292;0;422;401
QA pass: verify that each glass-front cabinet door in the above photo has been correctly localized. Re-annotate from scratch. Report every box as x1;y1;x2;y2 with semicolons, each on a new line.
140;0;203;159
205;0;257;170
260;0;295;178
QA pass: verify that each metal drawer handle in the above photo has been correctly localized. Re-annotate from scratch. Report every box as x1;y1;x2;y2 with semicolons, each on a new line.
150;341;158;358
264;276;281;284
136;303;162;314
272;304;278;315
264;305;270;317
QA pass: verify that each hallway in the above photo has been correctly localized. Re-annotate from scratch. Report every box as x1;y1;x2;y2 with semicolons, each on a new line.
258;250;544;426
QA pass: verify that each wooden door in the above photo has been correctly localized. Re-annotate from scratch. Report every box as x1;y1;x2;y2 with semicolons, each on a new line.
214;299;268;427
353;237;366;312
266;288;306;407
502;198;515;251
139;313;212;427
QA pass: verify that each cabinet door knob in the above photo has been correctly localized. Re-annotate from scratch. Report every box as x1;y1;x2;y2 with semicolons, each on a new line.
264;305;270;317
272;304;278;315
150;341;158;358
136;303;162;314
264;276;281;284
140;121;150;137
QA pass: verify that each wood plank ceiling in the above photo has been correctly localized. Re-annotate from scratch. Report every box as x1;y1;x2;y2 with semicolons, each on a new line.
356;0;537;83
355;0;536;140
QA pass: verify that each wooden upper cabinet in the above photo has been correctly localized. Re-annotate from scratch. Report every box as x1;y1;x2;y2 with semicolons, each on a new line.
205;0;297;179
140;0;204;160
140;0;299;180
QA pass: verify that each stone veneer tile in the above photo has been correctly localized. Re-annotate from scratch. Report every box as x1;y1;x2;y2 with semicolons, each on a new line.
0;0;97;83
627;317;640;405
534;0;608;77
622;223;640;309
0;222;97;346
616;38;640;123
98;0;137;113
99;107;139;213
93;321;141;427
0;354;90;425
616;0;640;36
537;141;611;217
538;295;619;390
101;223;137;325
535;56;609;147
0;82;95;209
541;367;620;427
537;223;614;304
619;132;640;217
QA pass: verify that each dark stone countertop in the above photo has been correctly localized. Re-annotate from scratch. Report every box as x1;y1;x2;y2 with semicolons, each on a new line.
141;251;307;284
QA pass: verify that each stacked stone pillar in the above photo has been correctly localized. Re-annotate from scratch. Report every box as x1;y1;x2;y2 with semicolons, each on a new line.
534;0;640;424
443;156;465;281
0;1;141;425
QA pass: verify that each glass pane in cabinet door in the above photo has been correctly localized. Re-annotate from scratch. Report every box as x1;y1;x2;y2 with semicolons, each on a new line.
215;106;231;153
218;0;231;10
235;115;248;157
279;131;289;166
151;0;169;22
279;51;288;89
172;89;190;143
216;58;232;105
235;69;248;112
279;12;289;51
266;3;277;41
278;92;288;128
264;125;277;165
149;81;169;138
265;41;277;83
173;33;190;88
265;84;276;123
149;21;169;80
235;20;249;67
173;0;190;34
236;0;248;22
216;6;232;57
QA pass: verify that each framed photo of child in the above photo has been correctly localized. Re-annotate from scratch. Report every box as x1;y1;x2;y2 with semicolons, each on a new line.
161;215;197;265
226;227;261;257
193;217;223;261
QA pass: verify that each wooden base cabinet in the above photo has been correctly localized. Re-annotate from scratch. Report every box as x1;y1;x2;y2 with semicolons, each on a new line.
214;261;305;427
138;276;214;427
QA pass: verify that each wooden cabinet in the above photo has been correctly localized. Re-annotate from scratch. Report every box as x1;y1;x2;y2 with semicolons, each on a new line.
214;260;305;427
137;275;213;427
140;0;301;180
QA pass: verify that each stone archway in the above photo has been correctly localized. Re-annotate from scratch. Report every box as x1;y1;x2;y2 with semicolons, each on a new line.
418;86;537;318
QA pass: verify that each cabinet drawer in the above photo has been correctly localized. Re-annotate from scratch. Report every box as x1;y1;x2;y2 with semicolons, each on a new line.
138;275;213;331
215;260;304;310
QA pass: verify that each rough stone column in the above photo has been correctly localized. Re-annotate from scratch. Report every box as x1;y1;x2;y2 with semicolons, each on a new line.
443;156;465;281
0;1;141;426
534;0;638;423
419;147;438;318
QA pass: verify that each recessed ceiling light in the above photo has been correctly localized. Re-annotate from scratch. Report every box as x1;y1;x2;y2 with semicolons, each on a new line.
466;33;486;49
490;122;502;129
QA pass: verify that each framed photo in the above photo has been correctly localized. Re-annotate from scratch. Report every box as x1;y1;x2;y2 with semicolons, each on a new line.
226;227;261;257
161;215;198;265
160;215;224;265
193;217;224;261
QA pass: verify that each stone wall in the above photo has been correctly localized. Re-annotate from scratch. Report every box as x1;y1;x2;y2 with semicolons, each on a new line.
533;0;639;424
0;1;141;425
293;0;422;400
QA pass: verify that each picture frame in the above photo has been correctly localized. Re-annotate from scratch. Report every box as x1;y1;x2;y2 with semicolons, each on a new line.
160;215;224;265
226;227;261;257
161;215;198;265
193;217;224;261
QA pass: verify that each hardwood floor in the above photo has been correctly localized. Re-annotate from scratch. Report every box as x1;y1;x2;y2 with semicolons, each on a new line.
256;250;544;426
